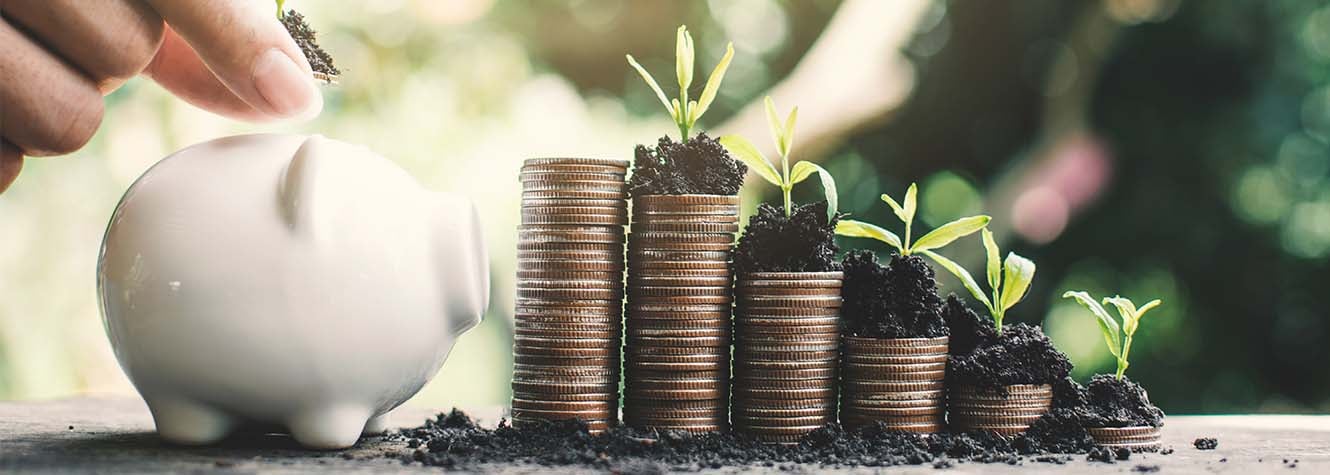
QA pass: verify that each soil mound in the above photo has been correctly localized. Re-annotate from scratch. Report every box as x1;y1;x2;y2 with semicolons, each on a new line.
839;251;948;338
1086;375;1166;428
628;133;746;196
732;202;839;273
945;297;1073;388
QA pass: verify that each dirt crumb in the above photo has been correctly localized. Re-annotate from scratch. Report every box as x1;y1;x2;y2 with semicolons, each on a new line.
628;133;746;196
281;10;339;77
1194;437;1218;450
733;202;840;273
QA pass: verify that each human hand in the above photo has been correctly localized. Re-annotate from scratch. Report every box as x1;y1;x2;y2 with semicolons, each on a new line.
0;0;324;193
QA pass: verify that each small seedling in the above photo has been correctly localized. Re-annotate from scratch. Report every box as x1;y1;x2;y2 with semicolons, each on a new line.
925;229;1035;335
1062;291;1162;380
719;97;837;223
835;183;990;256
627;25;735;143
275;0;287;19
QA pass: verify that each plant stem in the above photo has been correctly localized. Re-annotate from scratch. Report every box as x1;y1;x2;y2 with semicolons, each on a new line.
781;153;791;217
994;309;1003;336
1117;335;1133;380
903;219;913;255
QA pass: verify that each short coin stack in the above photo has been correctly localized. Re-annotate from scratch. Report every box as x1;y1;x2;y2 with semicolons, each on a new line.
1087;426;1162;451
948;384;1054;436
732;271;843;443
839;336;948;433
622;194;740;433
511;158;629;433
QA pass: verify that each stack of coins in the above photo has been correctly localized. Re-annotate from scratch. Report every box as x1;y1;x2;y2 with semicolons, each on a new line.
948;384;1053;436
622;194;740;433
839;336;948;433
1087;426;1162;451
732;271;843;443
512;158;629;433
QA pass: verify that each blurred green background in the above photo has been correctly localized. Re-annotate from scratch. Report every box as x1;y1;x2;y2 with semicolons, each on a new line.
2;0;1328;415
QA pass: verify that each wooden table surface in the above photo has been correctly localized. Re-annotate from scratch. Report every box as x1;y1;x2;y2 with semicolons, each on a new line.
1;397;1326;474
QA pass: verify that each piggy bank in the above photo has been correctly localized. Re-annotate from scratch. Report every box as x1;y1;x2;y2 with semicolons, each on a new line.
97;134;489;449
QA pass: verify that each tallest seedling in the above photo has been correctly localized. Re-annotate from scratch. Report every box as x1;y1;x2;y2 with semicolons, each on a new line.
627;26;735;143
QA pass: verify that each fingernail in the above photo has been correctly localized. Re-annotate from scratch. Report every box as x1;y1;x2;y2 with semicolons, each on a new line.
252;49;323;119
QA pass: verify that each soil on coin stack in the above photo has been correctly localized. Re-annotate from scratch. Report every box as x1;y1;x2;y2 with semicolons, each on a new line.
839;250;949;338
628;133;747;196
1083;375;1165;428
944;296;1072;390
732;202;840;273
393;409;1150;471
281;10;340;77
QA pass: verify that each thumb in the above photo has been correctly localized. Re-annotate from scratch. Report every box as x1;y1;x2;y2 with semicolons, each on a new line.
143;0;322;119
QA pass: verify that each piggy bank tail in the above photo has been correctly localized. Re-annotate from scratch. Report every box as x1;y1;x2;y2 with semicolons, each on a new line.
433;194;490;336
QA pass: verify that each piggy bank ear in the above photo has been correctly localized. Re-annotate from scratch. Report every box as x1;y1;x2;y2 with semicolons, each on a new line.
278;135;332;239
434;193;490;335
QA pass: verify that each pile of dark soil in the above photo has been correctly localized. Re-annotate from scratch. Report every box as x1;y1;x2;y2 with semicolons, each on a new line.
945;297;1073;389
839;251;949;338
627;133;746;196
281;10;340;77
1084;375;1166;428
393;409;1132;471
732;202;840;273
1194;437;1218;450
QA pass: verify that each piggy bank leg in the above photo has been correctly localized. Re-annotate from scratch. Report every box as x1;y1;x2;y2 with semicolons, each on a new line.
362;411;391;435
287;406;372;450
147;398;236;445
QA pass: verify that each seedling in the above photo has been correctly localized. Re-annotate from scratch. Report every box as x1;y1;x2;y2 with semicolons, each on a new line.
835;183;990;257
1062;291;1162;380
276;0;287;19
719;97;837;223
923;229;1035;335
273;0;339;82
627;26;735;143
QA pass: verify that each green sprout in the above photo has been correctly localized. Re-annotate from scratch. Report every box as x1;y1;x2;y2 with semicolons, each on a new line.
719;97;837;223
1062;291;1162;380
925;228;1035;335
834;183;990;257
626;25;735;143
276;0;287;19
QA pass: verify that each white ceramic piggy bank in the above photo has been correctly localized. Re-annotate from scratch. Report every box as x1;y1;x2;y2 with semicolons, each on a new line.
97;134;489;449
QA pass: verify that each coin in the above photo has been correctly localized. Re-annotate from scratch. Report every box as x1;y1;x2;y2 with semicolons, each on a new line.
739;271;843;281
624;387;727;400
843;335;949;349
734;316;840;327
627;285;732;297
626;327;729;338
629;232;735;244
523;189;629;200
733;306;840;318
520;172;627;183
631;378;727;391
523;157;629;168
732;387;836;400
632;205;739;216
735;295;842;308
735;278;843;289
512;345;618;357
517;259;624;272
629;240;733;252
735;287;843;297
512;354;617;367
510;398;616;412
630;222;740;234
633;194;739;206
733;367;837;380
731;377;836;391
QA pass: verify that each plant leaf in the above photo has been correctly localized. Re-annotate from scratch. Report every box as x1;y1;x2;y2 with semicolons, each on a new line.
998;252;1036;311
1103;296;1142;336
676;26;694;91
791;162;838;222
982;228;1001;291
1063;291;1121;357
671;98;683;125
881;193;906;222
692;43;734;120
1136;299;1163;320
688;100;699;126
911;216;991;253
835;219;903;252
903;183;918;225
764;96;786;157
922;250;994;315
719;135;781;186
627;54;675;118
784;106;798;155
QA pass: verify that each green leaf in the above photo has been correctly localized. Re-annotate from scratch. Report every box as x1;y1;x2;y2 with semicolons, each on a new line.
835;220;903;252
923;250;994;314
784;106;798;154
998;252;1035;311
1104;296;1145;336
671;98;683;125
910;215;991;253
982;228;1001;291
719;135;781;186
276;0;287;18
881;193;906;222
791;162;838;222
764;96;786;157
1063;291;1121;358
692;43;733;119
675;26;694;91
1136;299;1163;322
626;54;675;119
903;183;918;225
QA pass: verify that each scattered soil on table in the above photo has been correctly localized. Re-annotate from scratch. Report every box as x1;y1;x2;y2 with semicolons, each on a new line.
393;409;1146;471
1194;437;1218;450
281;10;340;77
839;250;948;338
1084;375;1166;428
732;202;840;273
945;297;1073;389
627;133;746;196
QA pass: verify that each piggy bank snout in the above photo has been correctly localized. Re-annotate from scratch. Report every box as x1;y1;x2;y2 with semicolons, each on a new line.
432;193;490;335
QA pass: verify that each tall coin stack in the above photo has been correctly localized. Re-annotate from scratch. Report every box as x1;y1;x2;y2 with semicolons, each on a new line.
732;271;843;443
511;158;629;433
948;383;1054;436
839;336;948;433
622;194;740;433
